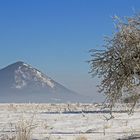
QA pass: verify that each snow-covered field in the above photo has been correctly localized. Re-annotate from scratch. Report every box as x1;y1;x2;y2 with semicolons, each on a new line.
0;103;140;140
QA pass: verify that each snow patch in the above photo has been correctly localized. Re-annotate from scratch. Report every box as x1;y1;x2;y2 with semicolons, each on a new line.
36;70;55;88
23;63;29;67
13;64;55;89
14;67;27;89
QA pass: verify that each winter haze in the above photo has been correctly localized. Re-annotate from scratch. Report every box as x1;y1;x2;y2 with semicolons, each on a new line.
0;0;140;102
0;61;90;103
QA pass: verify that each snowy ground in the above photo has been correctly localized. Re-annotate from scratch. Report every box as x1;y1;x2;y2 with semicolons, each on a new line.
0;103;140;140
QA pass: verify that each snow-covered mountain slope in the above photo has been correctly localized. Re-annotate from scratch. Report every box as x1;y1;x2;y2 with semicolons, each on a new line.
0;61;90;103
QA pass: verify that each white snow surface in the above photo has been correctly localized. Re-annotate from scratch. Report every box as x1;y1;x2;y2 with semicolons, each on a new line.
36;70;54;88
14;63;55;89
0;103;140;140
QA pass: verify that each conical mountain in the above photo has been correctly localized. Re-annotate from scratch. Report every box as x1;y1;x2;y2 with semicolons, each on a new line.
0;61;88;103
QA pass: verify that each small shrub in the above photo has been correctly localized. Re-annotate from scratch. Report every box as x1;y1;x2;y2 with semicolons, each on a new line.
15;116;36;140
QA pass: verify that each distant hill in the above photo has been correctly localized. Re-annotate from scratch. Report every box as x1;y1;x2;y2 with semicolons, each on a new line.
0;61;90;103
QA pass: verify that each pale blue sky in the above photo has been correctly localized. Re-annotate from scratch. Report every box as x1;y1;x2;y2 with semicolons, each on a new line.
0;0;140;102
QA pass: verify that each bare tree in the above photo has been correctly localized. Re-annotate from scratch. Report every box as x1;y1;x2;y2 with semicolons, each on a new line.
89;13;140;112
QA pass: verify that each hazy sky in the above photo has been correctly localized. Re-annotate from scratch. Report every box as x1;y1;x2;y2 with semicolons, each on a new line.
0;0;140;102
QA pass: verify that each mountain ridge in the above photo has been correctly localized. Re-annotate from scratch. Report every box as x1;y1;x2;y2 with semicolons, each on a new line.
0;61;90;103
